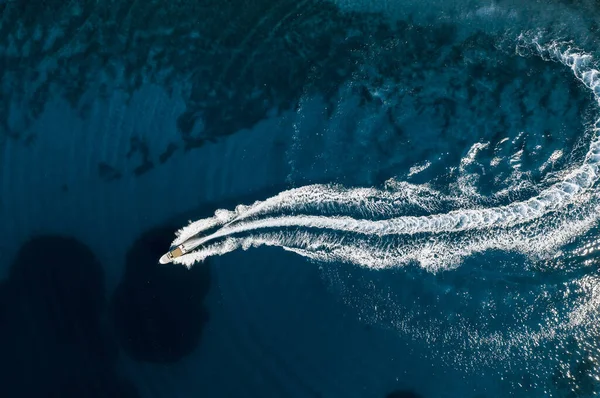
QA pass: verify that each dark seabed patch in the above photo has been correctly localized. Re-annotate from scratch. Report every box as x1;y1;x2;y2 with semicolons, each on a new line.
158;142;178;164
1;1;597;184
385;389;424;398
0;0;381;170
126;136;154;176
111;225;211;364
98;161;123;181
0;235;139;397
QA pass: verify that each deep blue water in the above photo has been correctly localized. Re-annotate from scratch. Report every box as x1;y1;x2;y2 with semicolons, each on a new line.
2;0;600;397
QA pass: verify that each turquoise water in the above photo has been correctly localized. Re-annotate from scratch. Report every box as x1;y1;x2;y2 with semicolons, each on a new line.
1;0;600;397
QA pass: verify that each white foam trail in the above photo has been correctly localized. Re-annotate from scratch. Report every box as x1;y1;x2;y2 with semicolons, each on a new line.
176;192;600;272
172;208;239;246
172;180;454;245
177;211;599;273
172;37;600;270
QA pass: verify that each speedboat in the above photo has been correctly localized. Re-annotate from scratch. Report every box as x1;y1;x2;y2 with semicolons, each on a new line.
159;245;187;264
159;229;214;264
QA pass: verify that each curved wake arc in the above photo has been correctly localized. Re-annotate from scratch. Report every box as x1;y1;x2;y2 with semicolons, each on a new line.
164;37;600;271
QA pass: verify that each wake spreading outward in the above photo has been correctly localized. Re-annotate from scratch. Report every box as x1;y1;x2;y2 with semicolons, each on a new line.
161;36;600;272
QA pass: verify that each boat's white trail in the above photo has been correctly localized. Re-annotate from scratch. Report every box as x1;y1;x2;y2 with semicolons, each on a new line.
172;208;239;246
169;37;600;271
171;181;457;246
175;192;600;271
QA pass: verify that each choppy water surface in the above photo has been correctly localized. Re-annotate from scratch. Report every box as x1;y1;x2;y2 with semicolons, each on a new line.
2;0;600;397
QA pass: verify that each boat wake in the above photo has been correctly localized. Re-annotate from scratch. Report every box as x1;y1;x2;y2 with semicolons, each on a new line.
165;36;600;273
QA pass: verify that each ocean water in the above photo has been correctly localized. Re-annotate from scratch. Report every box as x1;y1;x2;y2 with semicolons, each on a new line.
1;0;600;397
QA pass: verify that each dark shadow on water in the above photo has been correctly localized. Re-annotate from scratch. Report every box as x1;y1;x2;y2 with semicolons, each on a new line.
0;235;139;398
111;225;211;364
0;181;321;397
